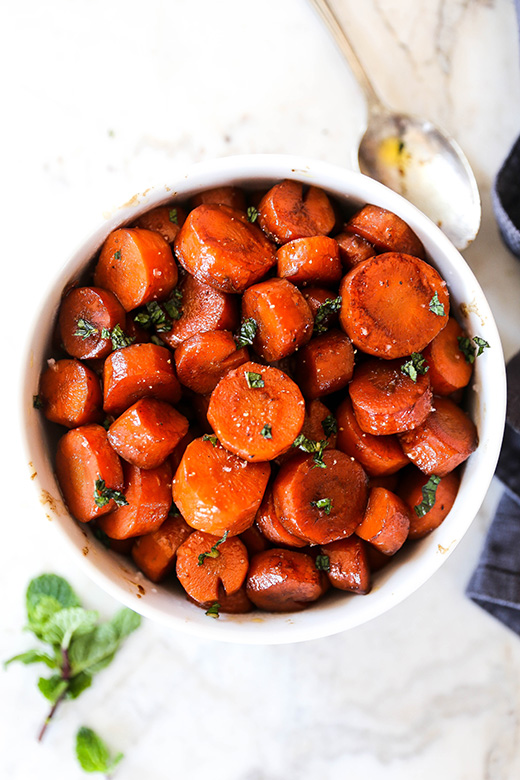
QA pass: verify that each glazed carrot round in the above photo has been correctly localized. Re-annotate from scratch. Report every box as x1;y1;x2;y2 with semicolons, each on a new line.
320;537;371;593
191;186;246;211
422;317;473;395
174;330;249;395
355;487;411;555
349;358;433;435
273;450;368;545
103;343;181;416
176;530;249;603
398;396;478;476
131;514;192;582
189;585;253;615
246;548;327;612
339;252;450;359
335;229;376;270
294;329;355;400
134;205;187;244
302;287;340;322
347;205;425;258
107;398;189;469
172;437;270;536
335;395;409;476
55;424;124;523
398;467;460;539
94;227;178;311
59;286;126;360
276;236;342;286
277;399;337;466
207;361;305;462
241;278;313;362
39;359;102;428
258;180;336;244
255;489;308;548
98;460;172;540
174;204;276;294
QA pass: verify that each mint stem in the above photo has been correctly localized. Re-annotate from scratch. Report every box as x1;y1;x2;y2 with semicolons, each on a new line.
37;648;70;742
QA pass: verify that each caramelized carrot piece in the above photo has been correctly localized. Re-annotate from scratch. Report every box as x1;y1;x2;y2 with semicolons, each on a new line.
94;227;178;311
422;317;473;395
355;487;411;555
241;278;313;362
398;467;460;539
339;253;450;359
246;549;326;611
55;424;124;523
98;461;172;539
239;525;271;557
255;489;308;548
273;450;368;545
134;205;186;244
131;514;192;582
173;437;270;536
174;330;249;394
294;329;355;399
276;236;342;286
107;398;189;469
103;343;181;416
302;287;340;324
39;359;102;428
349;358;432;435
189;584;253;614
207;361;305;462
191;186;246;211
258;180;335;244
59;287;126;360
320;537;371;593
277;399;337;465
347;205;425;258
398;396;478;476
176;530;249;602
335;229;376;270
174;204;276;293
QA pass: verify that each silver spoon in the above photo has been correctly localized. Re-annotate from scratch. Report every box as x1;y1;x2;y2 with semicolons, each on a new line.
309;0;481;250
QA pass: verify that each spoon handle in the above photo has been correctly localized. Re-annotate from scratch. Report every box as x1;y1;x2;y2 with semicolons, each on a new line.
308;0;383;111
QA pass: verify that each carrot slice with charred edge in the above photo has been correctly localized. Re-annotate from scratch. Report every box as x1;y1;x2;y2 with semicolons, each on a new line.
159;273;238;349
241;278;313;362
176;530;249;603
255;489;308;548
258;180;336;244
55;424;124;523
107;398;189;469
173;437;270;537
189;584;254;614
94;227;178;312
276;236;342;287
294;329;355;400
174;330;249;395
191;186;246;211
277;399;337;465
320;537;371;593
239;525;271;557
59;287;126;360
207;361;305;462
347;205;425;259
246;548;327;612
336;395;409;476
339;252;449;359
349;358;433;435
134;205;187;244
39;359;103;428
174;204;276;294
98;461;172;540
398;467;460;539
355;487;411;555
398;396;478;476
273;450;369;545
103;343;181;416
422;317;473;395
335;229;376;270
131;514;192;582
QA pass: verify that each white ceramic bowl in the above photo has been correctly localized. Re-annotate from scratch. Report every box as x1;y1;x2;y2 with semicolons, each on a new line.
21;154;506;644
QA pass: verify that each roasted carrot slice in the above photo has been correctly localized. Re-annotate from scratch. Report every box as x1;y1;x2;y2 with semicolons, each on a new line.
349;358;433;435
176;530;249;602
347;205;425;258
172;437;270;536
98;461;172;539
189;584;253;615
246;548;327;611
422;317;473;395
255;489;308;548
59;286;126;360
335;229;376;270
273;450;368;545
355;487;411;555
339;252;450;359
398;396;478;476
55;424;124;523
103;343;181;416
241;278;313;362
398;467;460;539
302;287;340;322
94;227;178;311
174;204;276;294
207;361;305;462
320;537;371;593
107;398;189;469
258;180;336;244
336;395;409;476
174;330;249;395
134;205;187;244
276;236;342;286
39;359;102;428
131;514;192;582
294;329;355;399
191;186;246;211
277;399;337;465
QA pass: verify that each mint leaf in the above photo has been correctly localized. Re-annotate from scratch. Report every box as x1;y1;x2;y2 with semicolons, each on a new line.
169;208;178;224
314;296;342;334
235;318;257;349
109;608;141;641
26;575;81;638
247;206;259;223
292;434;328;468
40;607;99;650
38;674;68;703
4;649;57;669
76;727;124;774
245;371;264;389
66;672;93;700
321;414;337;437
429;292;445;316
163;289;183;321
68;623;120;677
94;478;128;509
260;424;272;439
311;498;332;515
473;336;490;357
205;602;220;619
202;434;218;447
198;531;229;566
75;319;99;340
315;554;330;572
414;475;441;517
401;352;428;383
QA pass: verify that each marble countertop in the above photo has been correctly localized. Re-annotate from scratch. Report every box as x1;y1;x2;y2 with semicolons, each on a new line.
2;1;520;778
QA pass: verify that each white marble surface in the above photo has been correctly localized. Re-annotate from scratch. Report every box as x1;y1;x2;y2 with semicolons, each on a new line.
2;0;520;778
